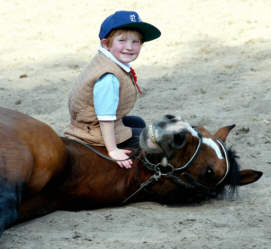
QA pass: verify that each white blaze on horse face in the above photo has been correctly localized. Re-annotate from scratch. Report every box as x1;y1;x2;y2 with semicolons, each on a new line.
202;138;223;159
182;122;223;160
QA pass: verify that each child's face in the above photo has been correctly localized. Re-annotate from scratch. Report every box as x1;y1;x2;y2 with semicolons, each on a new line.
102;31;142;64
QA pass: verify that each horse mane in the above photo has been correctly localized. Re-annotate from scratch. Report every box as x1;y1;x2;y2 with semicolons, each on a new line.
221;147;241;196
210;147;240;202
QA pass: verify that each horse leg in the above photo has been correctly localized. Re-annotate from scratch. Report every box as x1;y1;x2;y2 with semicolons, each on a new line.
0;178;23;235
17;193;65;223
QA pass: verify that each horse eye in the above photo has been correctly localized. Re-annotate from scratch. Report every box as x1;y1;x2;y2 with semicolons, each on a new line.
172;132;187;149
205;166;215;178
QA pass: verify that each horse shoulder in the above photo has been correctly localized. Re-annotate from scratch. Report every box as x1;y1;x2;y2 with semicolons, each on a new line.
22;117;67;193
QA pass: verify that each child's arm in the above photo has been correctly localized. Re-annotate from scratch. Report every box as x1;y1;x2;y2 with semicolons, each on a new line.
99;121;132;169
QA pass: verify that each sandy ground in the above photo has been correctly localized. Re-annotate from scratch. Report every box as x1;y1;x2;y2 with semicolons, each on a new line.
0;0;271;248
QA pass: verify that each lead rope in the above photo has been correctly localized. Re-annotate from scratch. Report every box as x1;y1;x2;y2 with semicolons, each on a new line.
70;138;139;162
121;172;161;204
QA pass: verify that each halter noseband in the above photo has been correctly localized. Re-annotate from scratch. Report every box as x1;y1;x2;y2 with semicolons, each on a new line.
144;124;203;174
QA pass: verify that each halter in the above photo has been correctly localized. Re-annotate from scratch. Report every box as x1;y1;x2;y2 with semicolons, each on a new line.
122;125;231;204
215;138;230;185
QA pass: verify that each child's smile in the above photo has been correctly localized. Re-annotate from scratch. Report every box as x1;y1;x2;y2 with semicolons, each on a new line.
106;31;142;64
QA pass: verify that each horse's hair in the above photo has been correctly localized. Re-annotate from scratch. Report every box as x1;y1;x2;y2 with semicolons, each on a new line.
222;148;241;196
211;147;240;202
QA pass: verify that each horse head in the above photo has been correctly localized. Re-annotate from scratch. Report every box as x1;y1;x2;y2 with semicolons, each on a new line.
139;115;262;202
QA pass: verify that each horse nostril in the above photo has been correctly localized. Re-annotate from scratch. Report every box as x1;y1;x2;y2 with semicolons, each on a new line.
172;131;187;149
165;114;176;120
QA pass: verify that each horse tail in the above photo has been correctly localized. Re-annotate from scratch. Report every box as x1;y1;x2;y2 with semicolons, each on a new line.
0;178;23;236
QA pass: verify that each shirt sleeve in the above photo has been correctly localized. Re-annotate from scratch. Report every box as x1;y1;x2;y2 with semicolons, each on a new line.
93;73;120;121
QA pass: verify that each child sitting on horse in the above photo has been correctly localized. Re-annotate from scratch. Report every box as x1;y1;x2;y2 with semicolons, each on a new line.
64;10;161;169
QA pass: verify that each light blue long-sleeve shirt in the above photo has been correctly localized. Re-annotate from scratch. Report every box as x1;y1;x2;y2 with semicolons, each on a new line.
93;73;119;121
93;46;131;121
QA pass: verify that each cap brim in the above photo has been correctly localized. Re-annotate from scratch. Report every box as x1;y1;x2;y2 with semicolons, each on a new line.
116;22;161;42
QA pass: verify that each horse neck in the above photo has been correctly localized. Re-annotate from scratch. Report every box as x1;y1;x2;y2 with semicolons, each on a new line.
132;156;154;182
60;139;152;197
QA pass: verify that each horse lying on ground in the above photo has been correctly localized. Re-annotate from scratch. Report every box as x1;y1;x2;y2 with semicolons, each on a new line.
0;107;262;235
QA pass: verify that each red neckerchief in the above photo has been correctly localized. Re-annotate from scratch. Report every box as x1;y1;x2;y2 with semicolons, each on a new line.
130;67;142;95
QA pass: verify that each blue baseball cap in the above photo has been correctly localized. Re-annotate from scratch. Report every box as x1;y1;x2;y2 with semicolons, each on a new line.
99;10;161;42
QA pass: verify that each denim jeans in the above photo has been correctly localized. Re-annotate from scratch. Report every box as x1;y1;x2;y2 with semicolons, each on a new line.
118;115;146;148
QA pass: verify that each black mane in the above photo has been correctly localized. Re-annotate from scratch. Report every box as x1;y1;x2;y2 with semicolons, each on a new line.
221;147;241;195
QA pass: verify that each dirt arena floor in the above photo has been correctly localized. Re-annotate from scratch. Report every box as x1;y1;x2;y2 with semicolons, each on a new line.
0;0;270;248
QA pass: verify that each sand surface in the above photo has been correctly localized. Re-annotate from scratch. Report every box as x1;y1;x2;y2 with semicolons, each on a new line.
0;0;270;248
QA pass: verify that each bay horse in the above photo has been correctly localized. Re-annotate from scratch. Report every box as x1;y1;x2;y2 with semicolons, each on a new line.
0;107;262;235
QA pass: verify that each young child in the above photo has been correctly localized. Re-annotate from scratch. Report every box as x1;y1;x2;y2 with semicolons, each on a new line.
64;10;161;169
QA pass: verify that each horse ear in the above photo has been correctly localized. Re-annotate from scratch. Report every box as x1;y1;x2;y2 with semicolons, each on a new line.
214;124;235;142
238;169;263;186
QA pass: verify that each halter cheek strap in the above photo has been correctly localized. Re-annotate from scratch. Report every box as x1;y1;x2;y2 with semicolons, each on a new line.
215;138;230;186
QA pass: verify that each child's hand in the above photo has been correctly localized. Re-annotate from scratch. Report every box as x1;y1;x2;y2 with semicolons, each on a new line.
109;148;132;169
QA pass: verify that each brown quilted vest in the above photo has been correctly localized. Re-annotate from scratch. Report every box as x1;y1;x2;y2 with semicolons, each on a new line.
64;52;137;146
